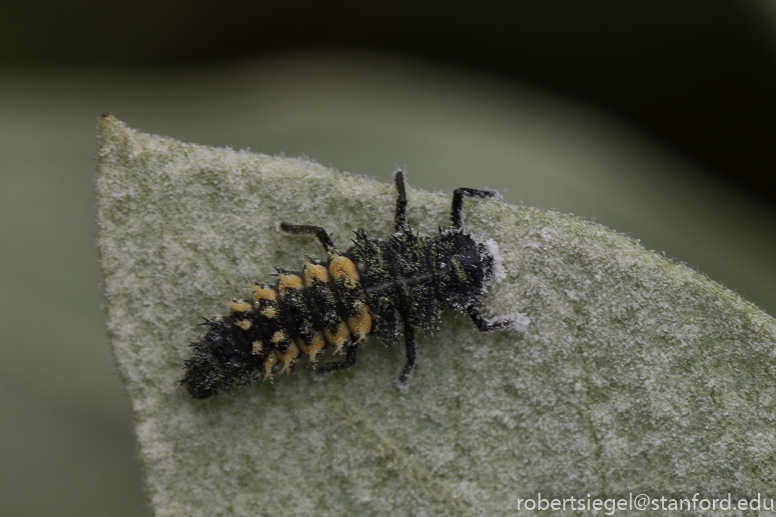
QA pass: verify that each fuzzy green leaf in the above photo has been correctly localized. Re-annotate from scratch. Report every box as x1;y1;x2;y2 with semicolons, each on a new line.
97;115;776;516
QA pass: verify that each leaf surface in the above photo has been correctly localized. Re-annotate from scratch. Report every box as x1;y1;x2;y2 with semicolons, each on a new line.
97;115;776;516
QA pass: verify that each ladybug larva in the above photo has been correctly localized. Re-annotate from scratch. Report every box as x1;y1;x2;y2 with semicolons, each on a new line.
182;171;511;398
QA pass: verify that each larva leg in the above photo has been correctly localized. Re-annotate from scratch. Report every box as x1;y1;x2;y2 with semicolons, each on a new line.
450;187;499;229
280;222;335;253
393;169;409;232
467;304;512;331
316;343;358;374
398;325;417;384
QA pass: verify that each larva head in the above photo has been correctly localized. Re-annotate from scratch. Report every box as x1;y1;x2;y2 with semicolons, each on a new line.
435;230;495;310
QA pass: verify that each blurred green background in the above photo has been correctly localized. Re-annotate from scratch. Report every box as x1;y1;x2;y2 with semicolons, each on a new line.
2;1;776;516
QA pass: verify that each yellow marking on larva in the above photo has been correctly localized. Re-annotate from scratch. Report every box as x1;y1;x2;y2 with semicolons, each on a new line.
235;319;252;331
278;274;303;295
452;258;468;283
263;350;279;381
250;285;277;302
252;341;263;354
271;331;287;345
225;300;252;313
261;306;277;319
329;256;359;289
298;333;326;362
303;263;329;286
278;342;300;375
347;302;372;343
324;321;351;355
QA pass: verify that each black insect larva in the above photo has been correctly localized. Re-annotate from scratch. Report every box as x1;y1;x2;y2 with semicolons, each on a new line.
182;171;511;398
